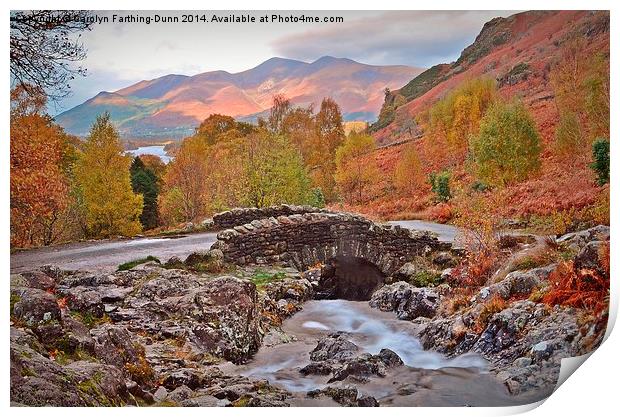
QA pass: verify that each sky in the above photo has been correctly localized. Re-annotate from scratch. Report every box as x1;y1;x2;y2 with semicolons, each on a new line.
52;10;516;114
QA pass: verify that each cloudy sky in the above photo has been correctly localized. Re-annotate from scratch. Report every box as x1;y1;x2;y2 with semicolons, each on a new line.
53;10;515;114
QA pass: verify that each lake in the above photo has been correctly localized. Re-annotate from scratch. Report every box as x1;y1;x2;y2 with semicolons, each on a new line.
126;145;172;164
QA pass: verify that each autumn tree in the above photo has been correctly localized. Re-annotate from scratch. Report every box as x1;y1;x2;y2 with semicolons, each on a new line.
470;101;541;187
241;132;312;208
159;135;210;223
267;94;292;134
553;111;584;160
10;11;94;100
335;132;379;204
75;113;143;237
10;85;70;247
312;98;346;201
394;144;426;195
194;114;237;145
281;106;317;163
130;157;159;230
423;77;496;164
139;154;167;185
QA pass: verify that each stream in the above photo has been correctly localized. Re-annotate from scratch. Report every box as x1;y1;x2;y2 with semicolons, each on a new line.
224;300;530;406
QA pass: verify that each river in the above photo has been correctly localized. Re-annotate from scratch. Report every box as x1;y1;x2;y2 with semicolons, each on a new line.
223;300;532;406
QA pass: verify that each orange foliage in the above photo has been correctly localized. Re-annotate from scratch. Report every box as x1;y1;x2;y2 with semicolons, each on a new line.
542;259;609;312
10;85;69;247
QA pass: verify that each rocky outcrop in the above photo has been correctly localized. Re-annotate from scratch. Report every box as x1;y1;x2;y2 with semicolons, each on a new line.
301;332;404;387
9;263;313;407
369;282;440;319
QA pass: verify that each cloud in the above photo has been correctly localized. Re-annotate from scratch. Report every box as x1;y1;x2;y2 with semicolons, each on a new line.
271;11;516;68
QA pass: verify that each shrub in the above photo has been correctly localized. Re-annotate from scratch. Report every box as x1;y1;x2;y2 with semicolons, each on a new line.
429;171;451;202
542;259;609;312
470;100;541;187
310;188;326;208
591;139;609;185
553;111;584;159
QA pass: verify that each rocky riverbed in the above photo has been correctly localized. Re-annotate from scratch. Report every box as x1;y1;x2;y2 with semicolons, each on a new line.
10;223;609;407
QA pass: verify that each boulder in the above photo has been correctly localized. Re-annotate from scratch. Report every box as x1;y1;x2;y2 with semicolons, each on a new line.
12;288;61;326
310;333;359;361
369;282;440;320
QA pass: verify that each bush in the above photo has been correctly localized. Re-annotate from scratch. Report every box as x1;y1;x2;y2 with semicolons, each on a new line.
310;188;326;208
429;171;451;202
591;139;609;185
470;100;541;187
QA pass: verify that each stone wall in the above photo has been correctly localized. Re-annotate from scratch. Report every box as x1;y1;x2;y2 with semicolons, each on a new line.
211;211;450;276
212;205;330;229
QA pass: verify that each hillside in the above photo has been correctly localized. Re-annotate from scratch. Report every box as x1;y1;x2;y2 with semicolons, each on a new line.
354;10;610;222
55;56;422;139
371;11;609;145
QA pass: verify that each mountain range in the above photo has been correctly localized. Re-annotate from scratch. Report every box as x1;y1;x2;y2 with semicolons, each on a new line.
55;56;422;139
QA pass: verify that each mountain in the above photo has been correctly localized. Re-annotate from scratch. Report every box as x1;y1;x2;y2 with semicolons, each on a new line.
370;10;610;146
55;57;422;139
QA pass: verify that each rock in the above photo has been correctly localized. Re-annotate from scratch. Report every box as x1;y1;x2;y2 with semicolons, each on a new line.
11;332;130;406
184;249;225;269
357;395;380;407
60;286;105;317
90;324;151;383
377;348;404;367
391;262;420;282
481;264;555;301
556;225;610;251
14;270;57;291
181;394;221;407
167;385;194;403
432;251;457;267
153;386;169;401
185;276;261;363
12;288;61;327
369;282;439;320
574;241;606;273
310;333;359;361
299;362;334;376
162;368;205;390
307;386;359;407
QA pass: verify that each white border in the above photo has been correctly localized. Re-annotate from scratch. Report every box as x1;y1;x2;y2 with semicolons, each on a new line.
2;1;617;416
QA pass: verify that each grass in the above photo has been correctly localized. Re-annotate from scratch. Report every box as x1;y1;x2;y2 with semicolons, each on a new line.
117;256;160;271
250;270;287;289
71;311;112;328
411;270;443;287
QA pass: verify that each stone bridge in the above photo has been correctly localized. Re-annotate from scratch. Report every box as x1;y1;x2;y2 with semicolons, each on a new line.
211;207;450;277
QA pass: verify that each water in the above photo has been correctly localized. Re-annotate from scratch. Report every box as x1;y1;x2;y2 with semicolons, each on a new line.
223;300;532;406
294;300;487;370
126;145;172;164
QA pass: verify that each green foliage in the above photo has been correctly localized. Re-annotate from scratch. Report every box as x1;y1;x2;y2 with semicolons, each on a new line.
429;171;451;202
411;271;443;287
591;139;610;185
310;188;326;208
117;255;160;271
242;133;313;208
130;157;159;230
470;100;541;187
